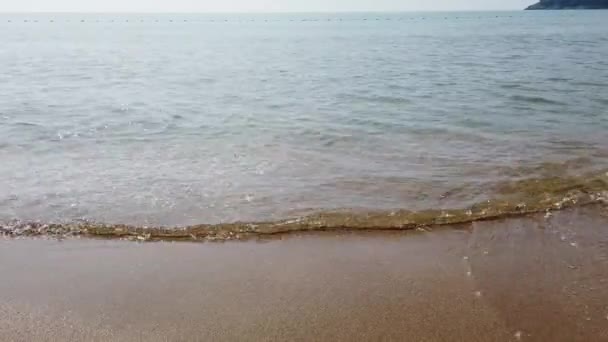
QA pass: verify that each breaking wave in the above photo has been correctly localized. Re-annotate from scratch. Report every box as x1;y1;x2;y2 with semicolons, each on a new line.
2;169;607;242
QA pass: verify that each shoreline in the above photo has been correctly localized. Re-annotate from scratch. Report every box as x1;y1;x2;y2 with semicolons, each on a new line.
2;192;606;242
1;170;607;242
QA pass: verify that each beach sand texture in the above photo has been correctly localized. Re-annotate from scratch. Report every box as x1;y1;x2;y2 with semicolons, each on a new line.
1;205;607;341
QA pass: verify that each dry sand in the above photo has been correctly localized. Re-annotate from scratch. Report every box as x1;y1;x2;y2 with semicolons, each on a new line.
1;205;607;341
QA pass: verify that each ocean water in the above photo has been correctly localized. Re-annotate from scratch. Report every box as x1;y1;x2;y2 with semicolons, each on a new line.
1;11;608;227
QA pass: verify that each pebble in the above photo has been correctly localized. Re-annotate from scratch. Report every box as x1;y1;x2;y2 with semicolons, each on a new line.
514;331;523;340
474;291;482;298
570;242;578;248
463;256;469;260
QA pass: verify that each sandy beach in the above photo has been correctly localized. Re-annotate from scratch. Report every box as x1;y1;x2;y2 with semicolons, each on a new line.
1;205;607;341
3;8;608;342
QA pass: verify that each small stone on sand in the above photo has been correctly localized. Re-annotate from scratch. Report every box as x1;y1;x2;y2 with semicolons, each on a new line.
514;331;523;340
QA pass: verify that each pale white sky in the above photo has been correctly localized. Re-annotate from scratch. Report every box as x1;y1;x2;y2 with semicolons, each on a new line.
1;0;535;13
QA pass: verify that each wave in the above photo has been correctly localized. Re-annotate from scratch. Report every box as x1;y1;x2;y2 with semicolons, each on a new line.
2;169;607;242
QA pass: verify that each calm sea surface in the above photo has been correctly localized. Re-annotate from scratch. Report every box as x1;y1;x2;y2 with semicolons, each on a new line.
1;12;607;226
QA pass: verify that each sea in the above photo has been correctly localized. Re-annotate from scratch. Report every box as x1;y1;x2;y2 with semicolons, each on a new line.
1;11;607;229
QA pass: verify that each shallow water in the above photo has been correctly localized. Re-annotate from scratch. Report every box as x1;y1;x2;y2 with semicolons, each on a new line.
1;11;608;226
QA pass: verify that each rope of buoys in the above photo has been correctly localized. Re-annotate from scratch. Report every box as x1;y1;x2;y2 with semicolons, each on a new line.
3;15;544;24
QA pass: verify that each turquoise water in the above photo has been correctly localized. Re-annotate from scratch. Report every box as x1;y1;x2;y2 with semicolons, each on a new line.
1;12;607;226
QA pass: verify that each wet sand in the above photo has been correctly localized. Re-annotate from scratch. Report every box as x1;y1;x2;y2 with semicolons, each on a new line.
1;205;608;341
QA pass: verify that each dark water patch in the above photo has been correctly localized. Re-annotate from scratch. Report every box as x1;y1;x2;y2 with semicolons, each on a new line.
386;84;410;91
509;95;566;106
12;121;41;127
571;81;608;87
342;94;413;106
2;170;607;242
265;103;292;110
455;118;494;129
316;133;355;148
595;98;608;105
499;83;522;89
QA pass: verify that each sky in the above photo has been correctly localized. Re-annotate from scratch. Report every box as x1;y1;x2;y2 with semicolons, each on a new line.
1;0;535;13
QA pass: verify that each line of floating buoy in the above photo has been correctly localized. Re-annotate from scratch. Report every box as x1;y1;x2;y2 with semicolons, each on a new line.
3;15;546;24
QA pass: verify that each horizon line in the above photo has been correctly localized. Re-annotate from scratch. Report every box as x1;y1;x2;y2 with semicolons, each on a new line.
0;9;528;14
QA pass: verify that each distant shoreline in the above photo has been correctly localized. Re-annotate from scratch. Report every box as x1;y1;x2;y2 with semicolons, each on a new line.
526;1;608;10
